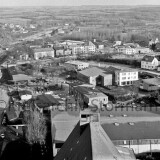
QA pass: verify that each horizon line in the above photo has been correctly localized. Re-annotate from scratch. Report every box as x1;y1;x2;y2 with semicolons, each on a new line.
0;4;160;7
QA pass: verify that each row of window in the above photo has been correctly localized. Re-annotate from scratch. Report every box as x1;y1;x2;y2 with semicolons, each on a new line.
121;76;137;80
121;72;137;76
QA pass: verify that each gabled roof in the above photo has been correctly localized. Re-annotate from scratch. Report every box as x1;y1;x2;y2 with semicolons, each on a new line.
142;55;156;62
54;122;136;160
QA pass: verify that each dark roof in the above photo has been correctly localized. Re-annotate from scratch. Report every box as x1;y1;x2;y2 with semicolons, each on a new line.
142;55;155;62
55;121;136;160
105;66;121;74
53;46;64;50
35;94;59;108
102;121;160;141
18;90;32;96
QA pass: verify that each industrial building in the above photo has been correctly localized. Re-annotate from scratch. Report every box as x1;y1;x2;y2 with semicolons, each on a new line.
77;67;113;86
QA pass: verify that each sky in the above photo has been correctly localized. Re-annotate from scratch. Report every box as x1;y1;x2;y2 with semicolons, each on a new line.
0;0;160;6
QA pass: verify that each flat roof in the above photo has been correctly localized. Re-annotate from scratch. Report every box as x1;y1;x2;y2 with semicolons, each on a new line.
102;121;160;141
34;48;54;52
78;67;106;77
65;61;89;66
142;78;160;86
12;74;33;82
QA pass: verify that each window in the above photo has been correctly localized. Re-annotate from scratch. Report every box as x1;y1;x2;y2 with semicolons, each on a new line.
122;73;126;76
122;77;126;80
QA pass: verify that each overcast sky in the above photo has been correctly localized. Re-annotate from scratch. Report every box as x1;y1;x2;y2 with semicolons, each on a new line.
0;0;160;6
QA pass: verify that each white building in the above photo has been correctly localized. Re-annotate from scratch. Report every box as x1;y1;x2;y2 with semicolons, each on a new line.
115;69;138;86
65;61;89;71
34;48;55;60
141;55;159;70
116;46;136;55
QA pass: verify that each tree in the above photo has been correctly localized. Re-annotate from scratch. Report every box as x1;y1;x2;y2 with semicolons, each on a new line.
25;108;47;145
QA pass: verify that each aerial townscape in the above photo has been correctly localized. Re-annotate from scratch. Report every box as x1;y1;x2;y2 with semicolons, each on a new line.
1;3;160;160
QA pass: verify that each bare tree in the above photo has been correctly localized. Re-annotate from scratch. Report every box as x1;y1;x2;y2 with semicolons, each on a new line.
25;108;47;145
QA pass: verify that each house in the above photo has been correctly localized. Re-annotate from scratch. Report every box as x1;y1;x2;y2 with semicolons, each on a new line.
139;78;160;91
54;110;136;160
54;46;64;57
19;54;29;61
33;48;55;60
141;55;159;70
114;69;139;86
135;47;151;54
92;39;104;50
77;67;113;86
65;61;89;71
83;41;96;53
115;46;136;55
102;121;160;154
70;44;85;55
69;84;108;108
64;48;72;56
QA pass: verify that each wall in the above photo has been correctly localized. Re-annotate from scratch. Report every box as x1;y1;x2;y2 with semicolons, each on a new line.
102;74;112;86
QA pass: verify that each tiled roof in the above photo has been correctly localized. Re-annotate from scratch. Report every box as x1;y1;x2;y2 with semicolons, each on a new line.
142;55;155;62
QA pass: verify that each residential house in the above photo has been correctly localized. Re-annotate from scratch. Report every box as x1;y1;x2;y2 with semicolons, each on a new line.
70;44;85;55
54;46;64;57
115;46;136;55
65;61;89;71
19;54;29;61
64;48;72;56
54;109;136;160
141;55;159;70
92;39;104;50
33;48;55;60
83;41;96;53
135;47;151;54
77;67;113;86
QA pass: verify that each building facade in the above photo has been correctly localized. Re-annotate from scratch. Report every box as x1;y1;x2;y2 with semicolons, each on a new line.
141;55;159;70
115;70;138;86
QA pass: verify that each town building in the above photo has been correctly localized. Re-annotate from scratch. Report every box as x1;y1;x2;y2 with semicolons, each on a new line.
115;46;136;55
65;61;89;71
141;55;159;70
135;47;151;54
54;46;64;57
64;48;72;56
54;109;136;160
69;84;108;108
138;78;160;91
114;69;139;86
33;48;55;60
92;39;104;50
77;67;113;86
102;121;160;154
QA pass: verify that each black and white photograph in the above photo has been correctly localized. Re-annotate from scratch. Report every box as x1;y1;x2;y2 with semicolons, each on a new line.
0;0;160;160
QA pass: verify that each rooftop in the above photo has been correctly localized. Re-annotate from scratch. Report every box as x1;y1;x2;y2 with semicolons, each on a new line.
75;86;107;98
54;121;136;160
102;121;160;141
12;74;33;82
65;61;89;66
142;78;160;86
78;67;107;77
34;48;54;52
142;55;156;62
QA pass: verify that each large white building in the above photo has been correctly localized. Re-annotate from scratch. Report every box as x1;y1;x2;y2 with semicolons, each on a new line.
141;55;159;70
115;69;138;86
34;48;55;60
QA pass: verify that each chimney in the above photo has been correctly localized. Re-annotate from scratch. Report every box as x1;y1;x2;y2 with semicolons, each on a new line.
94;39;96;42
